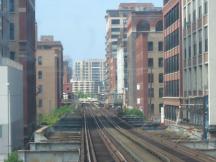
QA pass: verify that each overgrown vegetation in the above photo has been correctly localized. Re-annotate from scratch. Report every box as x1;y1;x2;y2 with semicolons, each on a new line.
4;152;22;162
76;91;96;98
120;108;144;117
39;105;73;126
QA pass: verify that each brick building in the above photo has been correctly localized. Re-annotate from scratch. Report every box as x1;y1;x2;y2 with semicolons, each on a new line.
129;10;163;118
163;0;183;124
8;0;36;139
36;36;63;118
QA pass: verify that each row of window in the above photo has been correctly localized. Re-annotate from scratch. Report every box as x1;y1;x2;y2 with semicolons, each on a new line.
164;55;179;74
164;29;179;51
148;88;163;98
164;80;179;97
148;73;163;83
136;20;163;32
164;4;179;28
148;58;164;68
184;27;208;58
147;41;163;51
164;105;177;121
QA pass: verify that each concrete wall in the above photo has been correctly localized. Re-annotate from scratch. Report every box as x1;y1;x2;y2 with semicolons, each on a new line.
127;33;137;107
0;63;23;162
18;150;80;162
117;47;125;94
208;0;216;127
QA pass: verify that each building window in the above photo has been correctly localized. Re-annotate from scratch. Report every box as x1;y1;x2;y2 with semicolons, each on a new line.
0;125;2;138
164;80;179;97
156;20;163;31
159;104;163;113
148;88;154;97
164;29;179;51
204;1;208;15
10;51;15;60
9;23;15;40
158;42;163;51
159;73;163;83
38;85;43;94
38;99;43;108
38;71;43;79
148;42;153;51
111;28;120;32
38;56;42;65
136;20;150;31
193;33;197;56
198;6;202;18
199;30;202;54
158;58;163;67
9;0;15;12
148;58;153;68
204;27;208;52
159;88;163;98
112;19;120;25
164;4;179;28
148;73;154;83
165;54;179;74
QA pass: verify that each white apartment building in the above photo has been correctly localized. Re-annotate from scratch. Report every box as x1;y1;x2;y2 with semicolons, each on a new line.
72;59;105;96
0;58;23;162
71;80;96;96
183;0;216;131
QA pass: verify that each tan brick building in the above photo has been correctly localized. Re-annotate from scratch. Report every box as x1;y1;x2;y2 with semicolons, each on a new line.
129;10;164;119
36;36;63;118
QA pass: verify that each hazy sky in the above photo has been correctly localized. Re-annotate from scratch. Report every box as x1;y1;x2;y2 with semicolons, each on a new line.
36;0;162;60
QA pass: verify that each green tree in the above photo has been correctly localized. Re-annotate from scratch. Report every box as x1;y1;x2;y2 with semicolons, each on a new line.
4;152;22;162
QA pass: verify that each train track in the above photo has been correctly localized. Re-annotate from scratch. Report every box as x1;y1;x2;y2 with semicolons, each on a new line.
83;104;126;162
100;107;216;162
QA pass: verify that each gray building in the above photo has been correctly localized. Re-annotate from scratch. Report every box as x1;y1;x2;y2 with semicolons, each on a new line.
182;0;216;132
0;59;23;162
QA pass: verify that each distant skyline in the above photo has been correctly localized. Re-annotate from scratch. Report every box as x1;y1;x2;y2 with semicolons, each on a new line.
36;0;163;60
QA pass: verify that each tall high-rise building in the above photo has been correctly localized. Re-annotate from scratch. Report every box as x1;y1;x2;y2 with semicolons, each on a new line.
132;10;164;118
163;0;183;124
8;0;36;139
105;3;155;105
36;36;63;118
72;59;105;96
182;0;216;132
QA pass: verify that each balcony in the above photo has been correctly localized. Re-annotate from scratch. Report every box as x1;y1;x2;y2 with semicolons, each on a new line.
203;15;208;26
204;52;208;64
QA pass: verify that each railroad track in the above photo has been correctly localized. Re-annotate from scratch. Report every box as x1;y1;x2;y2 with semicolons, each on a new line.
83;104;126;162
100;107;216;162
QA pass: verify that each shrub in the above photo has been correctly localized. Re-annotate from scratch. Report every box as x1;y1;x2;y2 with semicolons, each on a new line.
122;108;144;117
39;105;73;126
4;152;22;162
